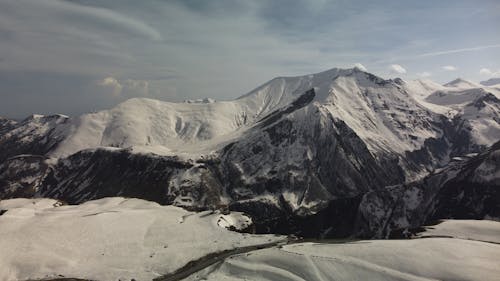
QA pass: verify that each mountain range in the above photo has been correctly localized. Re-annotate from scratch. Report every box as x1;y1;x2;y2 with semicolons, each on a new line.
1;67;499;238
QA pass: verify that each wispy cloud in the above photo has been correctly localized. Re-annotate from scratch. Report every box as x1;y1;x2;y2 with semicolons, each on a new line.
59;0;163;41
1;0;500;118
418;44;500;57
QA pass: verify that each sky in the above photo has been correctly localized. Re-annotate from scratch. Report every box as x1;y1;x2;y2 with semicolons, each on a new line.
1;0;500;118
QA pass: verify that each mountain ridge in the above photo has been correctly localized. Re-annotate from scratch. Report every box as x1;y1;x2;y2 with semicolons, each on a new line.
1;67;499;238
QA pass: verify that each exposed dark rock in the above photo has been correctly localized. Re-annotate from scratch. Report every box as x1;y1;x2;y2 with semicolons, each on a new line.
1;72;499;239
0;115;69;162
356;141;500;238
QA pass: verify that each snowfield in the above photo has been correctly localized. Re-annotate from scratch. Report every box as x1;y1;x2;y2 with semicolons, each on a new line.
185;220;500;281
0;197;284;281
418;219;500;243
0;201;499;281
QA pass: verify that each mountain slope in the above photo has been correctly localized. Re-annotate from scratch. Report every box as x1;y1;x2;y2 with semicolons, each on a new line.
1;67;499;237
0;68;463;160
444;78;482;89
357;140;500;238
0;197;283;281
0;114;69;162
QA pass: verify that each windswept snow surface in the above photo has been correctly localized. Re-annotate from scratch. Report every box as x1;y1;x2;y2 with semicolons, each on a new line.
185;220;500;281
418;219;500;243
0;197;284;281
51;98;259;159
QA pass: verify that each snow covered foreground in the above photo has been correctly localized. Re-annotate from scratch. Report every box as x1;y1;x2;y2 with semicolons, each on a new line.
185;220;500;281
0;198;498;281
0;197;283;281
417;219;500;244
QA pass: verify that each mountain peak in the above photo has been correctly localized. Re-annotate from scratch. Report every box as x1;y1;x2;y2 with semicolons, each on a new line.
272;67;368;81
444;78;480;89
480;77;500;87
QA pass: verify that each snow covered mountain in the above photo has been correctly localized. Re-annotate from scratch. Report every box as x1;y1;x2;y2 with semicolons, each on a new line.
444;78;482;89
1;67;499;237
481;77;500;87
357;140;500;238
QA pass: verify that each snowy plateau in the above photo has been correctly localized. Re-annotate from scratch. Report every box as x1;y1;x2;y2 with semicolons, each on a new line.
1;67;500;280
0;199;498;281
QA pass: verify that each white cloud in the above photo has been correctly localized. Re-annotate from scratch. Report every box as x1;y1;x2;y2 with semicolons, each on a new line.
442;65;457;71
3;0;500;118
98;77;123;97
479;68;500;77
480;68;492;75
417;72;432;78
98;77;149;97
353;63;367;71
389;64;407;74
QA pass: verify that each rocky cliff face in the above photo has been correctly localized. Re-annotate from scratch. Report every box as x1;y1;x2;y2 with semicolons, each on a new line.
1;68;499;237
0;114;69;162
356;141;500;238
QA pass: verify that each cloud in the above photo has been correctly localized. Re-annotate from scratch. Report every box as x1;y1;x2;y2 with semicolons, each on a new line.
98;77;123;97
479;68;500;77
353;63;367;71
442;65;457;71
98;77;149;97
418;44;500;57
0;0;164;76
479;68;492;75
417;72;432;78
389;64;407;74
51;0;162;41
2;0;500;118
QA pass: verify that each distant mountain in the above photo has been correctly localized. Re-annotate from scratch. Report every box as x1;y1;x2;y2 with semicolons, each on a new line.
1;67;499;237
444;78;481;89
481;77;500;87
